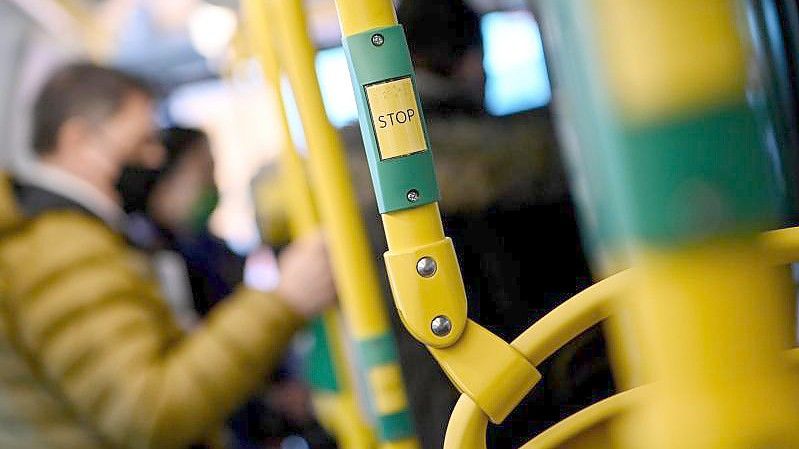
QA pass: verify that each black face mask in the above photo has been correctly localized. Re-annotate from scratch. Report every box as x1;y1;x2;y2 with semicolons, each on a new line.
116;166;162;214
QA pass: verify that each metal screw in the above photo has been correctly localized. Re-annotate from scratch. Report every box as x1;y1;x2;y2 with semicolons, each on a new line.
431;316;452;337
371;33;385;46
416;256;437;278
406;189;420;202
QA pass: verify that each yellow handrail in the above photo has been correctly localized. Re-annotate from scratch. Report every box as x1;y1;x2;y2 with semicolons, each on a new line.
331;1;799;448
441;224;799;448
513;270;627;366
240;1;374;447
264;1;420;447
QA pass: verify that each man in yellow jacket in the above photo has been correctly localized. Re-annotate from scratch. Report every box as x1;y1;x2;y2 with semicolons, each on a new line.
0;62;336;449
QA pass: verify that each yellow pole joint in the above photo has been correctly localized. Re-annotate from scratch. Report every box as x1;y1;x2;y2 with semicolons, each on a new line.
332;0;542;427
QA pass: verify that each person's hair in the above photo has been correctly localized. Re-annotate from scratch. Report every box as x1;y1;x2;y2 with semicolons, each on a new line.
160;127;209;177
397;0;483;77
32;62;153;155
118;127;208;214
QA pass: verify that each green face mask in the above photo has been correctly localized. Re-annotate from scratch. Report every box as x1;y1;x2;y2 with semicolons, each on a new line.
187;187;219;232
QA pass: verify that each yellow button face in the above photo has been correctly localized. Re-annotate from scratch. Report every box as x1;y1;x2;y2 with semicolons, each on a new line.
366;77;427;160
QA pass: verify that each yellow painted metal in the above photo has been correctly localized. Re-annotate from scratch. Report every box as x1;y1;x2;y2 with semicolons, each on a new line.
446;322;799;449
379;180;542;423
251;169;291;245
381;203;447;248
368;364;409;414
622;239;799;449
517;387;644;449
265;0;419;447
602;307;645;390
763;225;799;264
433;268;627;448
440;387;637;449
268;0;393;339
241;1;374;447
581;2;799;447
382;440;422;449
513;270;627;366
335;2;799;449
374;182;545;425
313;391;376;449
331;0;542;434
593;0;747;122
429;320;540;423
788;348;799;368
437;225;799;448
442;396;487;449
243;0;318;240
333;0;398;37
384;237;467;347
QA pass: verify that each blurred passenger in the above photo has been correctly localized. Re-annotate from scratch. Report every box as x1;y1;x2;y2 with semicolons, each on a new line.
119;127;243;317
118;128;336;449
343;1;613;447
0;62;336;449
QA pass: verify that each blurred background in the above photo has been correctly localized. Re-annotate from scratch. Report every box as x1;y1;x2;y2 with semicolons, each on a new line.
5;2;799;449
0;1;610;448
0;0;552;252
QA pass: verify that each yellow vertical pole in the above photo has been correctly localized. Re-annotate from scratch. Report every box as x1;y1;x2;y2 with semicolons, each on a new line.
332;0;540;440
241;2;374;448
264;1;420;448
543;1;799;448
333;0;397;36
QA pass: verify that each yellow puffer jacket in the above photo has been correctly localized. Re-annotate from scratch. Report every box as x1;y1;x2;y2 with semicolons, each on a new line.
0;174;303;449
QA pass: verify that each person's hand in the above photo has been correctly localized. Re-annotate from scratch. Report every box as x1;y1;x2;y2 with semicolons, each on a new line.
275;232;336;318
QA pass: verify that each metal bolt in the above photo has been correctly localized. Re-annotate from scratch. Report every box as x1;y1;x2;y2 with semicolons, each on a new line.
371;33;385;46
416;256;437;278
406;189;420;202
431;315;452;337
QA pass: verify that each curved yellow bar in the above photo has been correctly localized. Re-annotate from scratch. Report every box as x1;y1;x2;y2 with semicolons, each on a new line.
440;224;799;449
443;387;647;449
762;225;799;264
442;395;487;449
521;387;647;449
512;270;629;366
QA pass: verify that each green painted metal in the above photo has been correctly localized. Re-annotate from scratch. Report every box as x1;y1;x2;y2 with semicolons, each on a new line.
537;0;626;266
343;25;440;213
617;102;779;244
304;318;340;392
355;332;415;441
538;0;780;250
357;332;400;368
376;409;415;442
